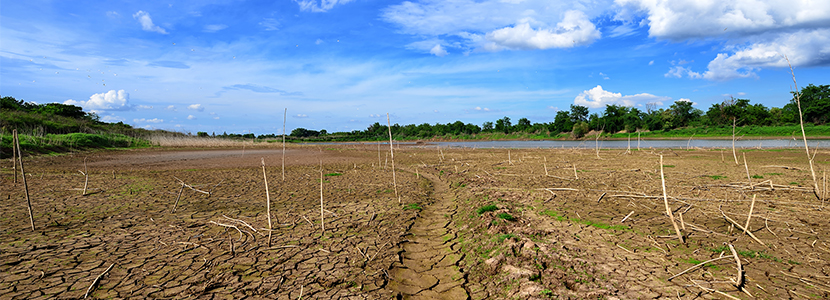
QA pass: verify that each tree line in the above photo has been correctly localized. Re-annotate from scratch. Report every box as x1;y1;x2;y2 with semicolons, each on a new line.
273;84;827;141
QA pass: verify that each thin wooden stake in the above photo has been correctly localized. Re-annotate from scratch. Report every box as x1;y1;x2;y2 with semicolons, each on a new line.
319;160;325;234
11;129;17;184
386;113;399;202
81;157;89;196
743;153;752;189
660;155;684;244
573;164;578;180
743;194;756;236
282;108;286;182
668;256;731;281
620;211;634;223
263;158;273;247
786;56;820;201
171;182;184;213
14;130;35;231
728;244;744;289
508;150;513;165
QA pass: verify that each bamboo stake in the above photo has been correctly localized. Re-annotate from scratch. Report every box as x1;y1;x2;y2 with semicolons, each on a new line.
743;194;756;236
84;263;115;299
319;160;325;234
81;157;89;196
263;158;273;247
728;244;744;289
11;129;16;184
660;155;684;244
14;130;35;231
282;108;286;182
171;182;184;213
386;113;399;202
743;153;752;189
786;56;820;200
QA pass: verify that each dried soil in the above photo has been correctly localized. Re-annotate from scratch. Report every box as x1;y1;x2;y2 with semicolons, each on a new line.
2;145;829;299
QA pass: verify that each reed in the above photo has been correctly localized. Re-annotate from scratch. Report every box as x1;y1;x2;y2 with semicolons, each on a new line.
14;130;35;231
263;158;273;246
660;155;684;244
387;113;399;202
785;56;821;201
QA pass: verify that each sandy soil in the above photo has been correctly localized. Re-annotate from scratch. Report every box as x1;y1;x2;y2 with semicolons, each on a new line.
1;145;829;299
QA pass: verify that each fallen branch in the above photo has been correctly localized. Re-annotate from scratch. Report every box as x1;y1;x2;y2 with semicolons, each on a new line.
720;209;766;247
667;256;731;281
173;176;211;195
84;263;115;299
620;211;634;223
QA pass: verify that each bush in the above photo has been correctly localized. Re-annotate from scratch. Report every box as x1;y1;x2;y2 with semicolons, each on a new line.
572;122;589;139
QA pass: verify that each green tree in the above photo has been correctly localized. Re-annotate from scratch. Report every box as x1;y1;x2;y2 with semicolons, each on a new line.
482;121;494;131
569;105;589;123
552;111;573;133
515;117;532;132
495;116;512;133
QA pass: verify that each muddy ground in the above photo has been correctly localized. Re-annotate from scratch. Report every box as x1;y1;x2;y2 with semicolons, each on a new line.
1;144;829;299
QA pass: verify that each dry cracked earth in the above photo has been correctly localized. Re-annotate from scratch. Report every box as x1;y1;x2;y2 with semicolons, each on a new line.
2;144;830;299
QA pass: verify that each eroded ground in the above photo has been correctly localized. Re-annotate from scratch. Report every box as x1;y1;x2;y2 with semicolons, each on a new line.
2;145;829;299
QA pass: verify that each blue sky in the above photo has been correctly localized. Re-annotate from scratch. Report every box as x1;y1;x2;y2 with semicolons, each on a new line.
2;0;829;134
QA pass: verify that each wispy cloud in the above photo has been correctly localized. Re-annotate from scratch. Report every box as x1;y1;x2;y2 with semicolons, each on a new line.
132;11;168;34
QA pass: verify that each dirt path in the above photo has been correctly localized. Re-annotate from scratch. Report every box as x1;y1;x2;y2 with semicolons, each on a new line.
389;171;469;299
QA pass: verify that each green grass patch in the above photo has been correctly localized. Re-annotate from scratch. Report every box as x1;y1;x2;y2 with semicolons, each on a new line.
324;172;342;176
497;213;516;221
662;165;675;168
376;188;393;193
572;218;629;231
477;204;498;215
765;172;783;176
707;175;727;180
751;174;764;179
403;203;423;211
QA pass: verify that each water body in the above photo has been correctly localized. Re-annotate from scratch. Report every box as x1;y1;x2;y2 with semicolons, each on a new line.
432;139;830;149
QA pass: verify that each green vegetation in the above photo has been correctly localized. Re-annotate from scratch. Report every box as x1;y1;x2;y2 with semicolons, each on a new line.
495;234;516;243
403;203;423;211
496;213;516;221
477;204;498;215
707;175;727;180
751;174;764;179
1;96;157;157
324;172;342;177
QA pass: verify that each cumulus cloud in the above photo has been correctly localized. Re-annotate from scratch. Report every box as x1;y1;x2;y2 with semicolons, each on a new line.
187;115;196;120
65;90;131;111
485;11;601;50
474;107;491;111
132;11;168;34
295;0;355;12
616;0;830;80
188;104;204;112
430;44;449;56
166;105;176;111
134;118;164;123
574;85;670;108
382;0;605;52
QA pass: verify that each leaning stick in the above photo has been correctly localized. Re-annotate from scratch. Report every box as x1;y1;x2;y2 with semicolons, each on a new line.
84;263;115;299
14;130;34;231
11;129;17;184
262;158;273;247
660;155;684;244
81;157;89;195
667;256;731;281
743;194;756;236
720;209;766;247
386;113;399;202
620;211;634;223
728;244;744;289
171;182;184;213
596;192;607;204
573;165;578;180
319;160;325;234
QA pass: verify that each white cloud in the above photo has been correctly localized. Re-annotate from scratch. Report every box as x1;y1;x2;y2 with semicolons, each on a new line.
132;11;168;34
187;115;196;120
616;0;830;80
294;114;309;118
136;105;153;109
474;106;491;111
599;72;609;80
574;85;670;108
106;11;119;18
134;118;164;123
382;1;606;52
295;0;355;12
166;105;176;111
315;39;324;45
204;24;228;32
485;11;601;50
648;60;654;65
430;44;449;57
100;115;125;123
664;66;701;79
65;90;131;111
188;104;204;111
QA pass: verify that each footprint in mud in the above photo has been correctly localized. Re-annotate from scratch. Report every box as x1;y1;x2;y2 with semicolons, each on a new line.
389;171;468;300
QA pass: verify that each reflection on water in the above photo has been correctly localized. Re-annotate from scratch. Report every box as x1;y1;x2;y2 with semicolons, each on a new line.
432;139;830;149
